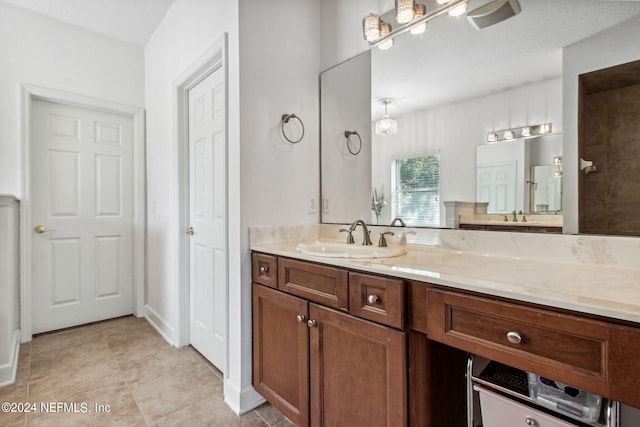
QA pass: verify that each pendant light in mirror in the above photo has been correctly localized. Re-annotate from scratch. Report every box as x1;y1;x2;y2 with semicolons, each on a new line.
375;99;398;136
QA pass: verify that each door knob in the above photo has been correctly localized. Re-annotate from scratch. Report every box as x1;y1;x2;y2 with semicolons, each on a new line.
34;225;48;234
186;226;196;235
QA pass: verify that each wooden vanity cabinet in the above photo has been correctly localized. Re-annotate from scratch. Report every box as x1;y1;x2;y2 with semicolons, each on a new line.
252;254;408;427
309;304;406;427
252;283;309;427
426;287;640;409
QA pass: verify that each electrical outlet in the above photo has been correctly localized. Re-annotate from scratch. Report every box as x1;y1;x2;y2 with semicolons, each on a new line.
322;196;330;214
308;197;317;214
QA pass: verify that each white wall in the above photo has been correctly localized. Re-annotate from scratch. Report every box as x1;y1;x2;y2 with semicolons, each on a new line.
238;0;321;407
0;196;19;386
320;0;392;70
372;78;562;225
144;0;321;414
563;15;640;234
0;2;144;197
143;0;250;411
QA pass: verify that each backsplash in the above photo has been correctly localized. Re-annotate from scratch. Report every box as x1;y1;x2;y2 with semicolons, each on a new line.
250;223;640;270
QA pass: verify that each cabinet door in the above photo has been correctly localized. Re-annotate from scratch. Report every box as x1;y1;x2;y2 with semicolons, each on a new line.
309;304;407;427
252;284;309;427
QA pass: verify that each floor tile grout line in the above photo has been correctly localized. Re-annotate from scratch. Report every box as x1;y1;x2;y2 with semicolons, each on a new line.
101;326;152;427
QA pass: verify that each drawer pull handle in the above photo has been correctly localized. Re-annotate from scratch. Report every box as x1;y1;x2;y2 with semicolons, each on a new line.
296;314;306;323
259;265;268;275
367;294;379;304
507;331;522;344
307;319;317;328
525;417;536;426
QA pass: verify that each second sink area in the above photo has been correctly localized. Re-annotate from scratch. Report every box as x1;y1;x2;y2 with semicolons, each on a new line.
296;240;406;259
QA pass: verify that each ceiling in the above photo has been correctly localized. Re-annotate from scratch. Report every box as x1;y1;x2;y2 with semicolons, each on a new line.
370;0;640;119
0;0;176;46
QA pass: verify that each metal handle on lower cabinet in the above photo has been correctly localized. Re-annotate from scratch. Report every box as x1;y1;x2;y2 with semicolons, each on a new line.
507;331;522;344
296;314;305;323
367;294;379;304
259;265;268;275
34;225;48;234
525;417;536;426
307;319;317;328
186;226;196;235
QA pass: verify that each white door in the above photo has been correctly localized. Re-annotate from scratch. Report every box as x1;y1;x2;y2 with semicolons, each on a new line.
30;100;134;334
477;161;516;214
188;69;226;370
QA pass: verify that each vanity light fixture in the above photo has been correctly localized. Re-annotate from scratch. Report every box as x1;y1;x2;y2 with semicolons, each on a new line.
396;0;416;24
375;99;398;136
363;0;470;50
486;123;553;143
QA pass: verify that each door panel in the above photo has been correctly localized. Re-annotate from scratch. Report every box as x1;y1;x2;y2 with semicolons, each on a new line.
309;304;407;427
188;68;226;369
31;99;134;333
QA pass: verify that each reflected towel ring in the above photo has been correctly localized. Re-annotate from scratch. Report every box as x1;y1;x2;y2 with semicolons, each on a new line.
281;114;304;144
344;130;362;155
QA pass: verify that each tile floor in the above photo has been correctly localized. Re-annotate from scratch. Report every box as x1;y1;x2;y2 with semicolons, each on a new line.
0;316;293;427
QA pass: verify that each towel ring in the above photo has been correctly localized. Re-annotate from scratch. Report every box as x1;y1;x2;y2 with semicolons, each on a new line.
344;130;362;155
281;114;304;144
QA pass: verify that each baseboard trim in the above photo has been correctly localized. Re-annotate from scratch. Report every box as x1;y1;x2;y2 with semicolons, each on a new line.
223;379;265;415
144;304;175;346
0;330;20;387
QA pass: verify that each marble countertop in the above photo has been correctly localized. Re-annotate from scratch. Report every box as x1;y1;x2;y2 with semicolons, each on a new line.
251;240;640;325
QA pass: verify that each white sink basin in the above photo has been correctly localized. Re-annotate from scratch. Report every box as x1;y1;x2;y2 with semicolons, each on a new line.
296;241;406;259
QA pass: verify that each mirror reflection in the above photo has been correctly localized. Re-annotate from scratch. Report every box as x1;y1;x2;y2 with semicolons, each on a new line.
320;0;640;232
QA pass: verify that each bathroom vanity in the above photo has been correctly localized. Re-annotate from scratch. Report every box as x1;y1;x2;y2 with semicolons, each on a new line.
251;228;640;427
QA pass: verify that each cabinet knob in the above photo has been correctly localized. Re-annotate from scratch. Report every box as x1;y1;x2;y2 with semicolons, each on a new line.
507;331;522;344
525;417;536;426
259;265;268;275
367;294;379;304
186;226;196;235
307;319;317;328
296;314;306;323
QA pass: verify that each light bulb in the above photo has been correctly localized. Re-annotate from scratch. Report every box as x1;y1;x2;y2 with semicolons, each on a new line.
396;0;415;24
362;13;381;41
378;21;394;50
410;3;427;34
448;1;468;16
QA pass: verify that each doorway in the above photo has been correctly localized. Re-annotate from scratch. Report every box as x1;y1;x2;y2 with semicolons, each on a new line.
175;36;228;373
21;85;146;341
578;59;640;236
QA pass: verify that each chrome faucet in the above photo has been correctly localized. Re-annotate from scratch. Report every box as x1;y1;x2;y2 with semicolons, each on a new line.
349;220;373;246
512;210;518;222
390;217;406;227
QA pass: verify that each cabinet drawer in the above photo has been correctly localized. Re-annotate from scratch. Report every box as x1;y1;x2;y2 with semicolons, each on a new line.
252;253;278;288
279;258;348;310
427;289;610;395
349;272;404;329
475;385;576;427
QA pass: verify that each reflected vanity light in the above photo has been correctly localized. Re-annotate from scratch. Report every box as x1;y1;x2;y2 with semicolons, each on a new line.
486;123;552;143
